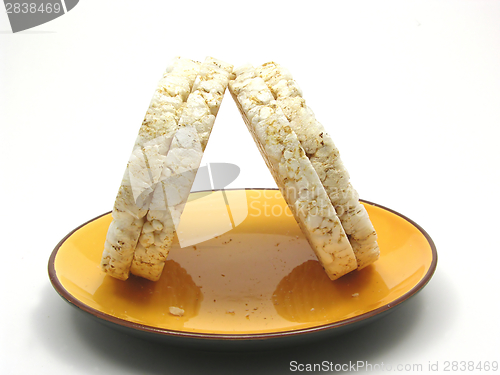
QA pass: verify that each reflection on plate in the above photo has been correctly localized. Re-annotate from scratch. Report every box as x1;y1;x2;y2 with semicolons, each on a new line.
48;189;437;349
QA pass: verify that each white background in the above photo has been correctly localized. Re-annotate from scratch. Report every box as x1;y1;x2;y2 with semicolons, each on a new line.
1;1;499;374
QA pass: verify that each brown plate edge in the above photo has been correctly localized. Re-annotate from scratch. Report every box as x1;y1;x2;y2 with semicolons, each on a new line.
47;188;438;342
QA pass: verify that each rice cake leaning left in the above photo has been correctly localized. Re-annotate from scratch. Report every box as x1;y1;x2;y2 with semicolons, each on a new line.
101;57;201;281
129;57;234;281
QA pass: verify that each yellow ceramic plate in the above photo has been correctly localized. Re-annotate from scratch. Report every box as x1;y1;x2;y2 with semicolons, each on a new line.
49;189;437;349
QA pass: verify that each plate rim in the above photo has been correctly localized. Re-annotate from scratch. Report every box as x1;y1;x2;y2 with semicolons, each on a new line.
48;188;438;341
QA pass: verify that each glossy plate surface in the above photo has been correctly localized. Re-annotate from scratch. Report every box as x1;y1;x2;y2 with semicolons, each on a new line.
49;189;437;347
